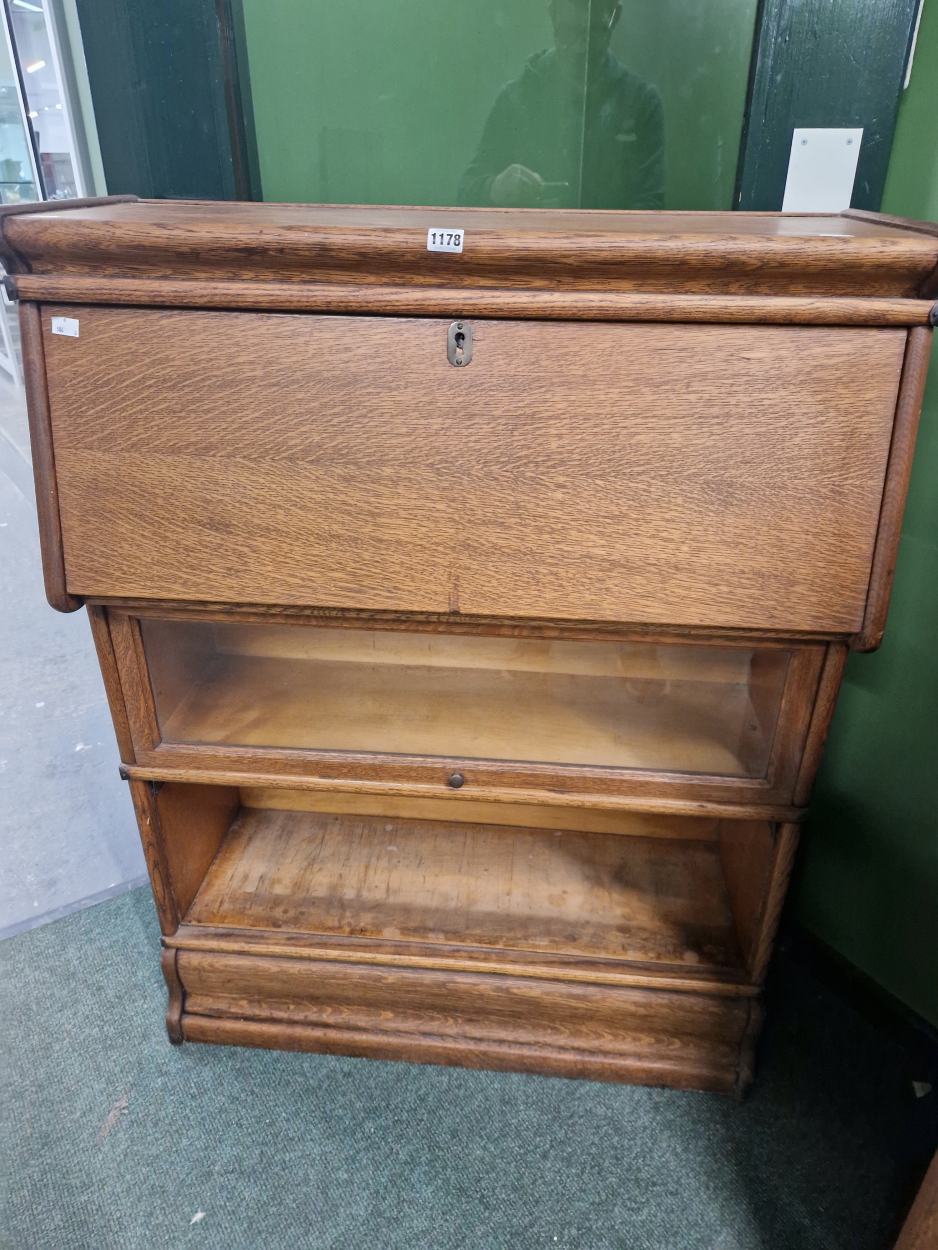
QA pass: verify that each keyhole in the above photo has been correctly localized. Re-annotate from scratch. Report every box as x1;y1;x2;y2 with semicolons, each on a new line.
448;320;471;367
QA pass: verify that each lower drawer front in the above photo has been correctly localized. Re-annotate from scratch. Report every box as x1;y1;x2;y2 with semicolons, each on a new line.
177;951;754;1090
44;307;904;632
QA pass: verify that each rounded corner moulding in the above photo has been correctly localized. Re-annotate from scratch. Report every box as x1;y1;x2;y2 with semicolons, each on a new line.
11;273;938;325
4;202;937;300
120;763;806;824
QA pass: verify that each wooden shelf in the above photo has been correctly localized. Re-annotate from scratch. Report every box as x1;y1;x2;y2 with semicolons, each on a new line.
184;807;745;973
144;621;789;778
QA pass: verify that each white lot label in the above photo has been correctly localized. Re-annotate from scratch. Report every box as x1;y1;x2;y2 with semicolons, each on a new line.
427;227;464;253
51;316;79;337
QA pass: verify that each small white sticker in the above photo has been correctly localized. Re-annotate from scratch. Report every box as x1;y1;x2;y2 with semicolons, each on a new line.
427;227;464;254
51;316;79;338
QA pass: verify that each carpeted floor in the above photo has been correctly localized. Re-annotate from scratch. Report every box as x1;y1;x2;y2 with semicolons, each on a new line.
1;887;934;1250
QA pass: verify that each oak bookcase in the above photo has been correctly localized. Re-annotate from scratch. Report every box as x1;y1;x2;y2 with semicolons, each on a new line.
4;198;935;1093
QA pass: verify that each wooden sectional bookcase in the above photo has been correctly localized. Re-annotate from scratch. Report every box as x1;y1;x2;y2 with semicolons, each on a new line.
4;199;936;1094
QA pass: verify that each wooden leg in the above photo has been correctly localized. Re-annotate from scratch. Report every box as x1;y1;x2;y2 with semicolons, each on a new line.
733;997;764;1100
160;946;185;1045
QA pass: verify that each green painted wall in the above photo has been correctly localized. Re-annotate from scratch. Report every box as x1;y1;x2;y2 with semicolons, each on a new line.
609;0;758;210
240;0;757;210
795;0;938;1025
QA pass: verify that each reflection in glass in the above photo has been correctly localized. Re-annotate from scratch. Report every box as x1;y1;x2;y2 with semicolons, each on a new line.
5;0;83;199
0;16;38;203
459;0;665;209
242;0;757;211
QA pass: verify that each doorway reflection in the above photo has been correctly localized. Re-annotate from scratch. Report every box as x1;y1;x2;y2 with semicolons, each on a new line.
459;0;665;209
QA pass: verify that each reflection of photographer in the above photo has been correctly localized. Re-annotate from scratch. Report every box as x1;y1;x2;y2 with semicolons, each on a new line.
458;0;665;210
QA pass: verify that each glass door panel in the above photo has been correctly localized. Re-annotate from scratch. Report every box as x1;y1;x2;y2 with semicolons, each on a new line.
0;12;39;204
141;619;790;779
4;0;85;199
239;0;758;211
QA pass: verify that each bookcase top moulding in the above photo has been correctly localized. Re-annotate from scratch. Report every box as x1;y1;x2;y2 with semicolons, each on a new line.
1;197;937;310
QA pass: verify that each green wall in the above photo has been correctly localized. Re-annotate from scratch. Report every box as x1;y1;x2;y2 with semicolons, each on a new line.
240;0;757;210
795;0;938;1025
610;0;758;210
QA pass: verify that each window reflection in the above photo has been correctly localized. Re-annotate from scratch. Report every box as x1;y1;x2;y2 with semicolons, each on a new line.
0;20;38;203
459;0;665;209
5;0;83;200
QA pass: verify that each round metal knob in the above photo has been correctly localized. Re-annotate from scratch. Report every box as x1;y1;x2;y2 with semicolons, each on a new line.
448;772;465;788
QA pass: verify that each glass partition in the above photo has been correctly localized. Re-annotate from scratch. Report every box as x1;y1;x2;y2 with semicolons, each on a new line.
3;0;87;200
141;619;790;779
240;0;758;210
0;15;39;204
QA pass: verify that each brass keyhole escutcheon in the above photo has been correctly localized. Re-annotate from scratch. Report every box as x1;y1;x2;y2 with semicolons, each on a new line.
447;320;472;367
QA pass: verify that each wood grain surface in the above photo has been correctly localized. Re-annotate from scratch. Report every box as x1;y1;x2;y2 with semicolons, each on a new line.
749;823;803;985
127;779;179;934
168;922;753;994
0;195;137;273
121;760;806;823
180;985;753;1092
93;597;843;645
177;950;752;1059
184;807;743;972
19;302;81;612
237;787;722;840
5;201;937;295
46;308;904;633
854;327;934;650
154;782;240;918
107;613;159;752
159;946;184;1044
843;208;938;245
718;821;777;975
86;605;136;762
793;643;849;805
177;952;751;1048
11;275;937;326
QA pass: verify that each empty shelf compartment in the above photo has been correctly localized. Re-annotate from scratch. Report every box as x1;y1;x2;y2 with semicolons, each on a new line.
184;807;746;973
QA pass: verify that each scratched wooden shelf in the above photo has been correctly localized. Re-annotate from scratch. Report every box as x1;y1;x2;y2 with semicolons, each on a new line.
182;806;746;972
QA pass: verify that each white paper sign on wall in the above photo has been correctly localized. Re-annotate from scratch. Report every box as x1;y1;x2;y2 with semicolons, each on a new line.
781;128;863;213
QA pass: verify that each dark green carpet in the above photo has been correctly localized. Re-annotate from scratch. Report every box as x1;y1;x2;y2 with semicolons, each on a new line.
0;888;930;1249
